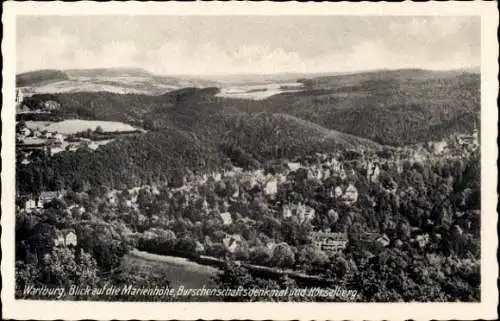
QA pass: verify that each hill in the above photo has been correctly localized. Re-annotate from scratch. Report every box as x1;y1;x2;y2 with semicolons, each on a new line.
65;67;152;78
233;69;480;145
17;68;217;96
24;68;480;147
16;69;69;87
20;68;480;146
17;87;381;193
17;127;226;193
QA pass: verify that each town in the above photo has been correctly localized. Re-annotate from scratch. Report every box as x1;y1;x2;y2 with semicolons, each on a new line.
15;88;144;165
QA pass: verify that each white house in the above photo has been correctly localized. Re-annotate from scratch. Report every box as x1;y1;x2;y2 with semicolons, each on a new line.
25;198;37;211
282;204;293;219
213;172;222;182
264;178;278;196
220;212;233;226
54;230;78;247
287;162;301;171
38;191;62;208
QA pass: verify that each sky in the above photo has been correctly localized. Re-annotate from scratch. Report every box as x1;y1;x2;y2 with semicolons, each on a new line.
16;15;480;75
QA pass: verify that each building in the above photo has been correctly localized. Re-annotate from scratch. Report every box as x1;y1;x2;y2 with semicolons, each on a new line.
375;234;390;247
223;234;243;253
456;121;479;148
54;229;78;247
287;162;301;172
282;204;293;219
211;172;222;182
37;191;62;208
312;231;348;254
67;204;86;215
264;178;278;196
231;186;240;199
281;202;315;222
430;141;448;155
24;198;37;211
51;133;64;143
19;127;31;137
43;100;60;111
195;241;205;253
240;173;258;189
332;186;343;198
220;212;233;226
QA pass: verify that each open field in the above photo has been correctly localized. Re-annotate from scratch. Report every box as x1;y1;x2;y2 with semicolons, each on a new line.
124;250;218;289
44;119;138;134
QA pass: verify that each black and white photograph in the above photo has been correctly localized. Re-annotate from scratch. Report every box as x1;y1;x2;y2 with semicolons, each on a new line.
2;2;498;320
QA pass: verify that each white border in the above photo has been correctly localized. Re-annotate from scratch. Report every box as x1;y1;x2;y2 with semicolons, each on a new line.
2;2;498;320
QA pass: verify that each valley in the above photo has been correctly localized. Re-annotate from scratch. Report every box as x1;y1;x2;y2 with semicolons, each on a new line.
15;67;481;302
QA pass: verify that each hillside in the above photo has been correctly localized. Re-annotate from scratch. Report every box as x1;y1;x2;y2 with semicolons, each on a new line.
16;109;377;194
20;68;480;147
199;112;379;161
17;87;381;193
236;69;480;145
17;68;217;96
16;69;69;87
65;67;153;78
16;127;226;193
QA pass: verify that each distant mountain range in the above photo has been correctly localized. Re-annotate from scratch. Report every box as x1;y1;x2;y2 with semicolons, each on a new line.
16;68;218;95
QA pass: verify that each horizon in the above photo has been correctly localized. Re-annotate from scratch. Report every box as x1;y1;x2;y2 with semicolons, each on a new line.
17;65;481;79
17;16;480;75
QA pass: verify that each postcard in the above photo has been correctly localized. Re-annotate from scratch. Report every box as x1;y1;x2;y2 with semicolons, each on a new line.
2;1;498;320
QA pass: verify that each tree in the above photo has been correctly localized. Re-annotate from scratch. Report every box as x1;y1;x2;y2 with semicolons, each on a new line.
17;247;99;298
297;244;328;272
249;246;272;266
271;242;295;270
212;261;254;302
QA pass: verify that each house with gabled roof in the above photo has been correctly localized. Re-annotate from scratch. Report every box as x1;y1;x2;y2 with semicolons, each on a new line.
223;234;243;253
54;229;78;247
37;191;62;208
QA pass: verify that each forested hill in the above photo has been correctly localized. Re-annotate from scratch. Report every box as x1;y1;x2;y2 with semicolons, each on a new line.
29;68;479;146
17;127;225;193
16;69;69;87
17;68;480;192
257;69;480;145
17;108;378;193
